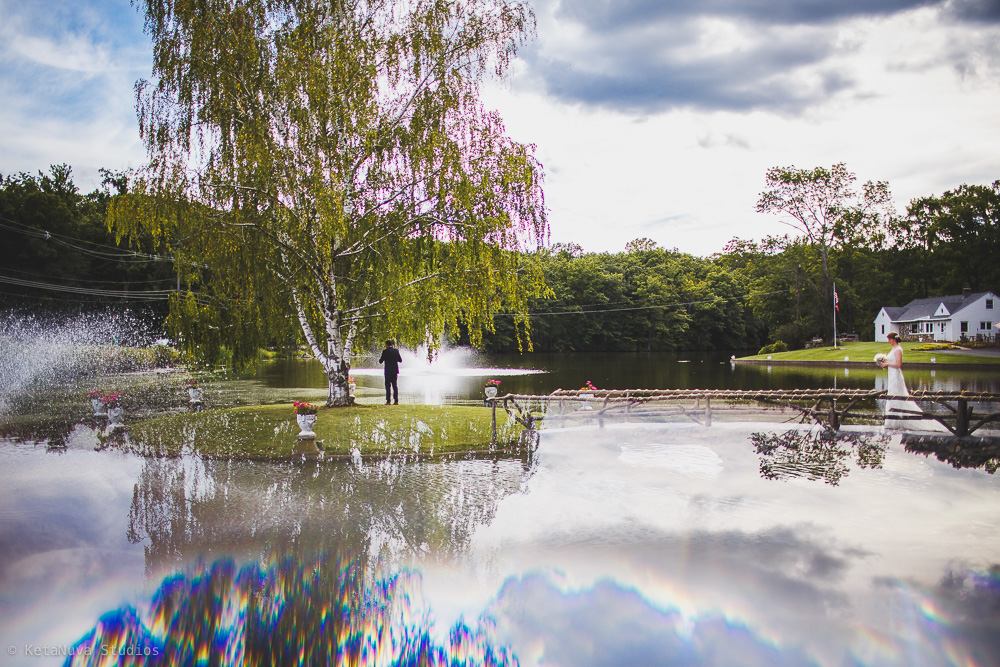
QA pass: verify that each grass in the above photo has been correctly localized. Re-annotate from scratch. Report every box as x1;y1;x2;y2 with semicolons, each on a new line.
120;403;520;460
740;341;1000;365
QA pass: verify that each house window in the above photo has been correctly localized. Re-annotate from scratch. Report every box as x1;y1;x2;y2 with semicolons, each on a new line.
981;322;993;330
961;321;969;333
987;299;994;310
940;323;945;333
881;324;885;334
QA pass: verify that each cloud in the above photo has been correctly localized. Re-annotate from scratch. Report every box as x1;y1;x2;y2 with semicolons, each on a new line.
554;0;943;30
945;0;1000;22
0;0;149;180
520;0;1000;115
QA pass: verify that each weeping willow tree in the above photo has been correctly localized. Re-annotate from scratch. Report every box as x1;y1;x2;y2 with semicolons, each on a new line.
110;0;548;405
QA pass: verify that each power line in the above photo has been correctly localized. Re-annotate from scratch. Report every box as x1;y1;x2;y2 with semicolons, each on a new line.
0;275;213;305
1;266;178;285
0;216;173;263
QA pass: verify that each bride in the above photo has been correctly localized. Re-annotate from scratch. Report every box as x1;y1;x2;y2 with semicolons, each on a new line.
877;332;945;432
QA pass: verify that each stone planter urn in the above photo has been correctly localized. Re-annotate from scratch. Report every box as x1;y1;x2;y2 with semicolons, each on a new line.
91;398;107;417
579;392;595;410
484;385;498;399
296;413;318;439
348;382;357;397
187;386;205;411
107;406;125;427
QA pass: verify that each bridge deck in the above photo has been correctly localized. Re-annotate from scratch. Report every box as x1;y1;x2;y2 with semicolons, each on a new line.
488;389;1000;438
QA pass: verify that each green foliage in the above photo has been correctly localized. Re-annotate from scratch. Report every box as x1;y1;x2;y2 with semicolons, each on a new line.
112;0;548;404
758;341;789;355
756;163;894;340
0;166;175;312
902;181;1000;294
478;240;756;352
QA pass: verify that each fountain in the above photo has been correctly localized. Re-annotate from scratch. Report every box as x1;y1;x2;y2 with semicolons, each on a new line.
348;344;546;404
0;311;163;414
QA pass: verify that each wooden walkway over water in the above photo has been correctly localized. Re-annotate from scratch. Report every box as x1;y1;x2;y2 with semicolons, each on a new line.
488;389;1000;438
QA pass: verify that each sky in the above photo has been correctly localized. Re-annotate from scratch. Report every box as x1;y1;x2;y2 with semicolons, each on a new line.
2;0;1000;256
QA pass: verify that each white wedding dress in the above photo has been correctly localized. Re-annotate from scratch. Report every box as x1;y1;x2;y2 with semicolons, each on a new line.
882;346;947;432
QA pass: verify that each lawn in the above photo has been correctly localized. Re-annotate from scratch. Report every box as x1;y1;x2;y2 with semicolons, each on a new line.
740;341;1000;365
121;403;521;459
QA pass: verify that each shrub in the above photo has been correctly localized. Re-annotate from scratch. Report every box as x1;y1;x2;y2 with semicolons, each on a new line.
758;341;789;355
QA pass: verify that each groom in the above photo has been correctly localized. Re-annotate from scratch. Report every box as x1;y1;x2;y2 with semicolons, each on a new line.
378;339;403;405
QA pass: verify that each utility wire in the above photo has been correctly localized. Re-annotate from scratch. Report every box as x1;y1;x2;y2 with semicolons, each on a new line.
1;266;178;285
0;275;213;305
0;216;172;263
0;216;209;269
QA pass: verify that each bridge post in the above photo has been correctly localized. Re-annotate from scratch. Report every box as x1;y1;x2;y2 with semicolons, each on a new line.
955;398;970;437
829;399;840;431
705;397;712;426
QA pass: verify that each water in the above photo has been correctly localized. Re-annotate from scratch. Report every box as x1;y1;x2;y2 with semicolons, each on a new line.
3;330;1000;665
258;349;1000;402
2;421;999;665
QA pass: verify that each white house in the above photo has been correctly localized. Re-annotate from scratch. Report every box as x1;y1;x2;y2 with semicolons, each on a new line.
874;289;999;342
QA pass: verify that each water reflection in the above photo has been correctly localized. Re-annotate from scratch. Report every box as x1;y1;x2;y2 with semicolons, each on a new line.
126;452;537;574
750;428;890;485
903;434;1000;474
66;548;517;667
6;419;1000;665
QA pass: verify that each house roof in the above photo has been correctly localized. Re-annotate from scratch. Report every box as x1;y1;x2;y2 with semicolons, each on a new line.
890;292;994;322
881;306;906;320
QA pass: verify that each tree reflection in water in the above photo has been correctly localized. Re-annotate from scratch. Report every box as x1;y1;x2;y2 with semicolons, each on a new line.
66;547;517;666
903;434;1000;474
127;444;538;574
750;429;890;485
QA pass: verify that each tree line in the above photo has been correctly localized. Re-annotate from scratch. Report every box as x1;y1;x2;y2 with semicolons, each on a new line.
0;165;174;318
3;163;998;355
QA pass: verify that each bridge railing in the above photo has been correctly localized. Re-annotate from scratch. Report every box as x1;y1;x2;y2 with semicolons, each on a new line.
487;389;1000;438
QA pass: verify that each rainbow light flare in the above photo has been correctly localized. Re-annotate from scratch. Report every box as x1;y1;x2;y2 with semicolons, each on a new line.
64;551;517;667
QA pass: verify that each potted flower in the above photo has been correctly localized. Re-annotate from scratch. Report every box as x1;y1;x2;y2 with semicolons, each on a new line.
579;381;597;410
484;379;501;399
294;401;319;438
348;376;356;397
88;390;106;416
101;393;125;427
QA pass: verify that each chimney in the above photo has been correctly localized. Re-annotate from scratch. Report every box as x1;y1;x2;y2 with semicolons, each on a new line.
962;287;972;298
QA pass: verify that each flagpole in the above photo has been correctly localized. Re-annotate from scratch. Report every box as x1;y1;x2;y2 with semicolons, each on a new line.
833;282;838;349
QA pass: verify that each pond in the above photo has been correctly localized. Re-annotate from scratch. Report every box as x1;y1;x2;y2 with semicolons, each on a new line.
1;348;999;665
259;349;1000;402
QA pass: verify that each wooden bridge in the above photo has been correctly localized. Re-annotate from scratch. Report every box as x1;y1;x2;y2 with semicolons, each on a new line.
487;388;1000;438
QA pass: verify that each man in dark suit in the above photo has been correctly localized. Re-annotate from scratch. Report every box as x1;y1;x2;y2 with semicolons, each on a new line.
378;339;403;405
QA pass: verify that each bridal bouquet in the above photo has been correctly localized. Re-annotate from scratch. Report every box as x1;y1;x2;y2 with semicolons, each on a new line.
873;353;888;366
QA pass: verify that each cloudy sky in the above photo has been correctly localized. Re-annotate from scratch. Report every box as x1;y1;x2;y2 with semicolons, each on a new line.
3;0;1000;255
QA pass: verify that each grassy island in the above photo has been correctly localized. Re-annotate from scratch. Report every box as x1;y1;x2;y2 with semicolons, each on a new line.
122;404;520;460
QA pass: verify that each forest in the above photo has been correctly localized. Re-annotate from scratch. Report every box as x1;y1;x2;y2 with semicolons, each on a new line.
2;164;998;355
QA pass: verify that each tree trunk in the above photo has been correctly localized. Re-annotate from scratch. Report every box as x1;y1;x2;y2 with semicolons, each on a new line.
324;341;353;407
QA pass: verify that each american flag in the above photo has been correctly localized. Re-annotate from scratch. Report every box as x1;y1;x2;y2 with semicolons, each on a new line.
833;286;839;311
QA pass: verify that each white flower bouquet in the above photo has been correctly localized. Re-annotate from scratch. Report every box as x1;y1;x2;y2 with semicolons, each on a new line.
873;353;888;365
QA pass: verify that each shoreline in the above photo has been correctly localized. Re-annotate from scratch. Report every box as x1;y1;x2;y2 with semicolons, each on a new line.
733;358;1000;371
